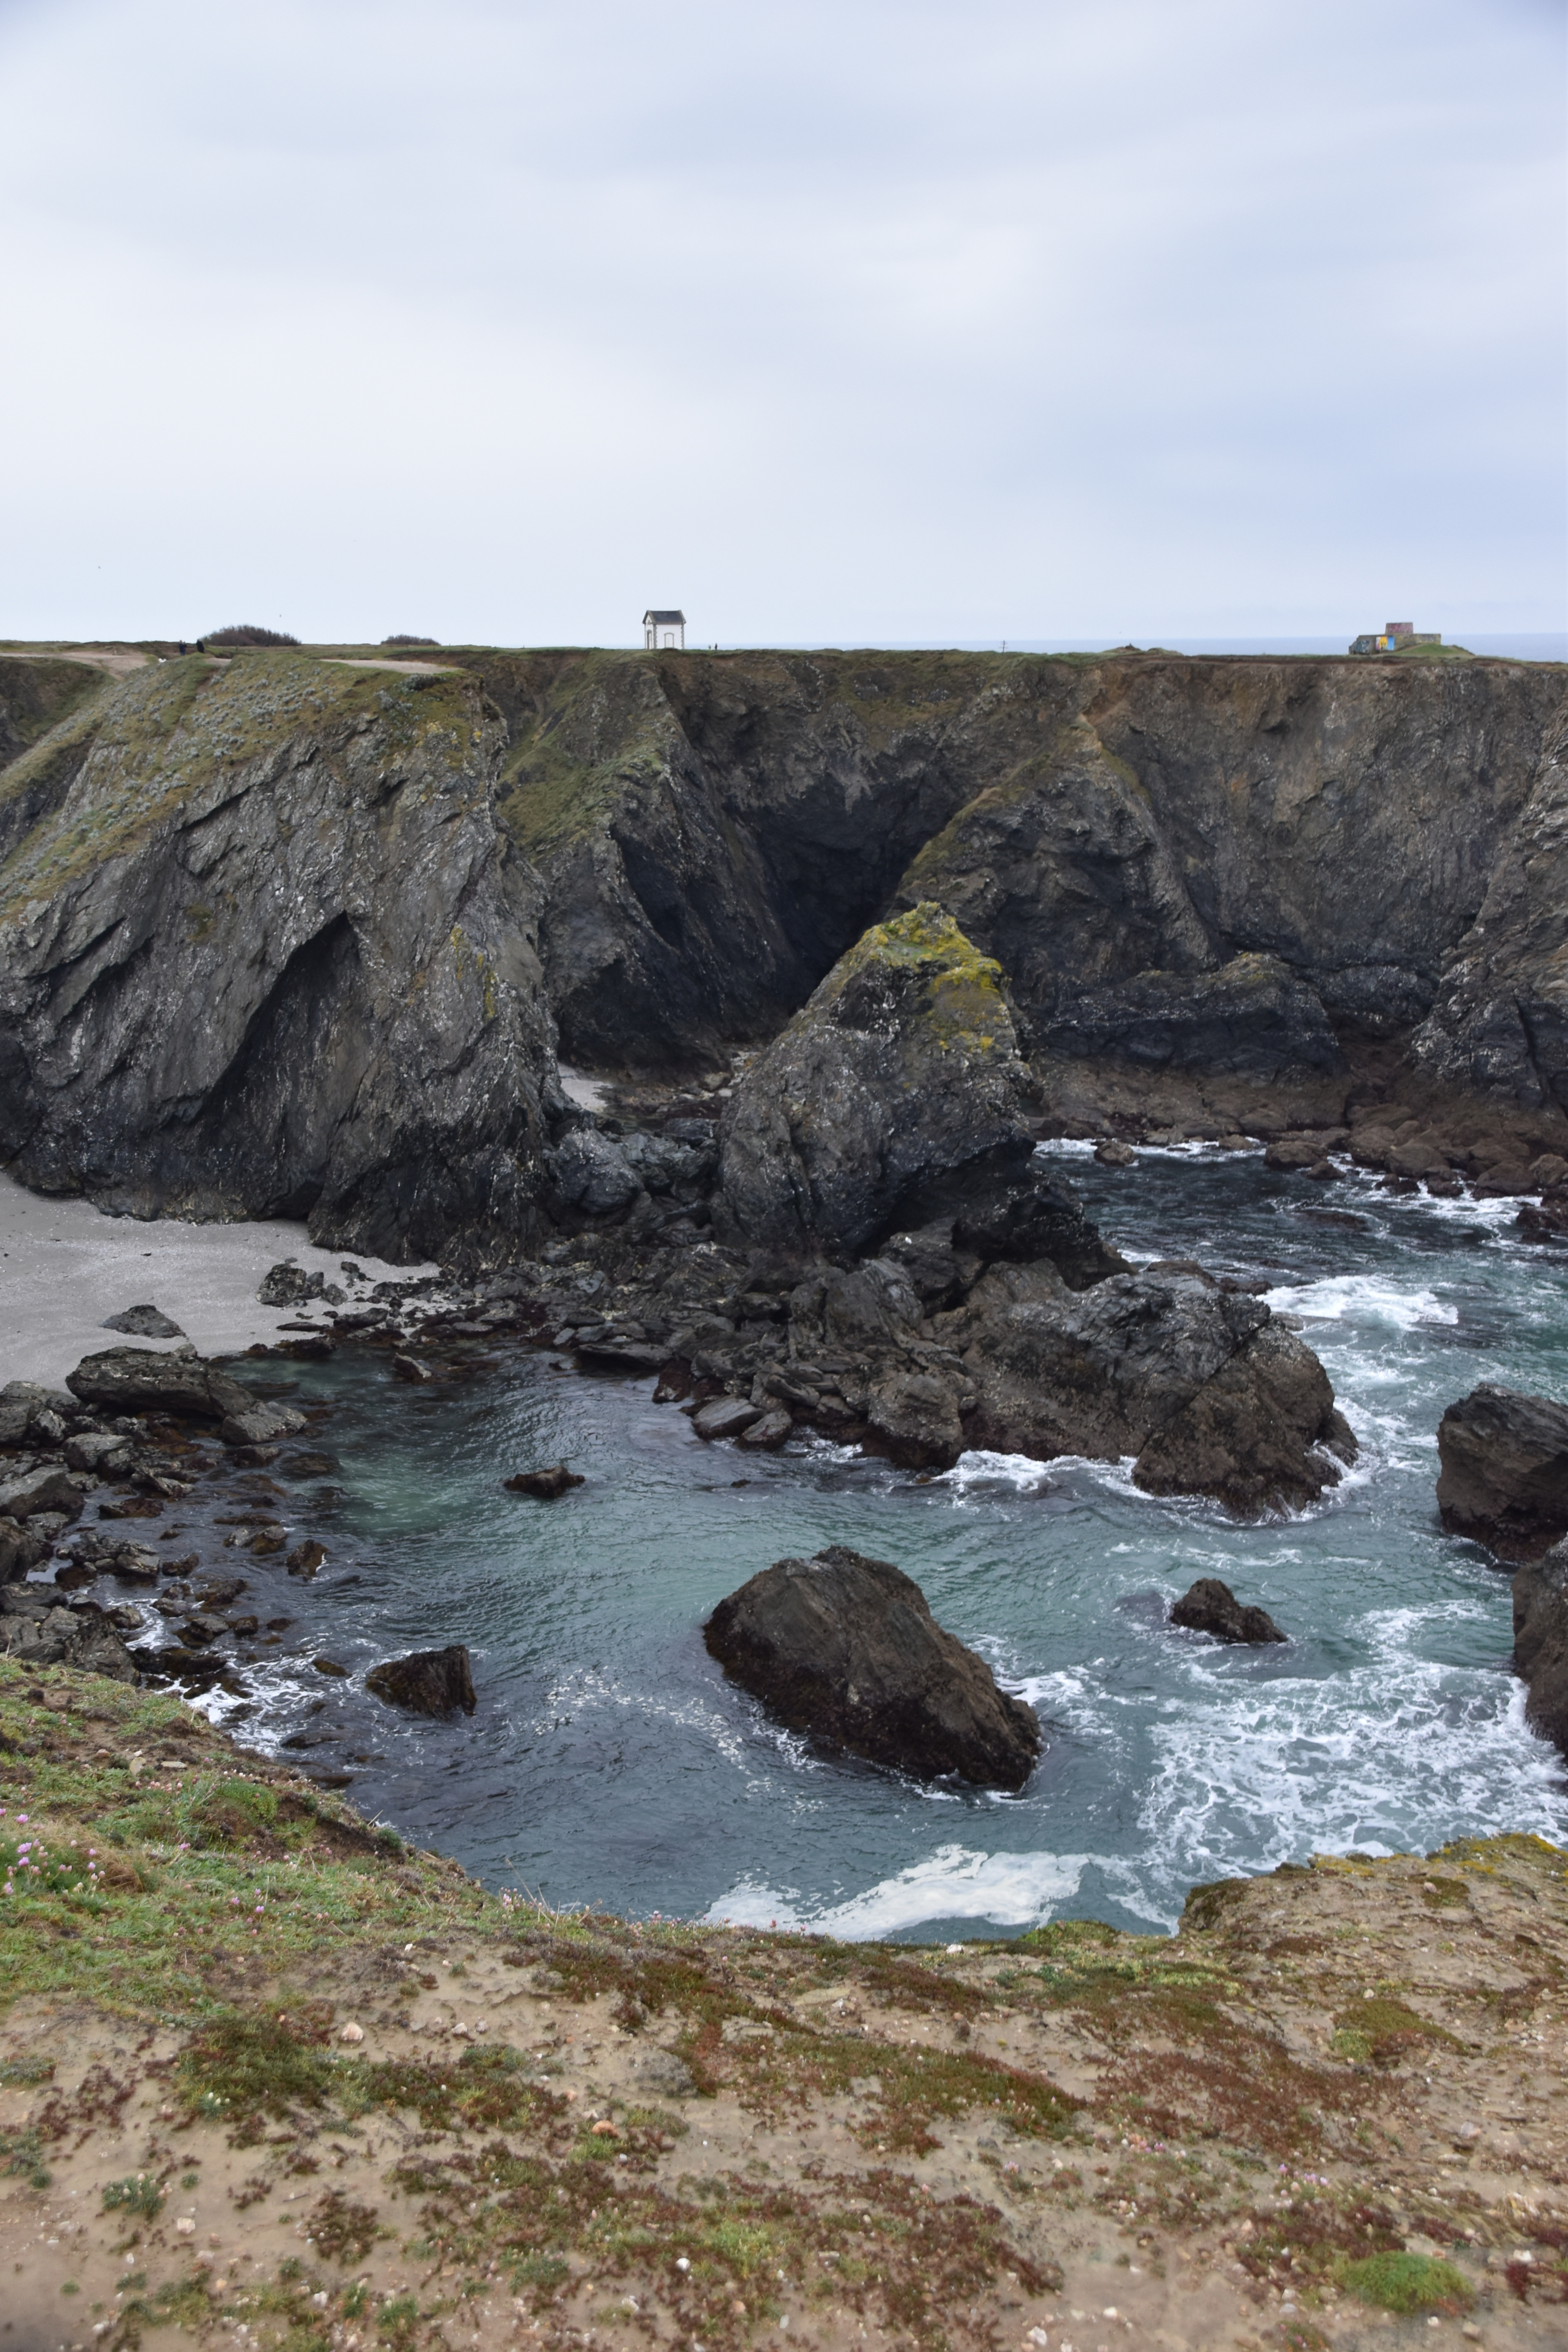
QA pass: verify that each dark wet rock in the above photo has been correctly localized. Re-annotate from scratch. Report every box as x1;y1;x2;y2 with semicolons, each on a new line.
279;1334;336;1362
108;1548;161;1585
1095;1138;1136;1167
1436;1384;1568;1562
102;1304;185;1338
390;1353;431;1384
177;1612;229;1647
259;1263;326;1307
0;1381;79;1447
287;1541;328;1578
66;1347;252;1422
503;1464;586;1498
960;1268;1356;1512
0;1586;137;1681
313;1656;351;1678
691;1399;763;1442
1169;1578;1287;1645
704;1544;1041;1789
0;1516;46;1583
716;905;1039;1256
366;1643;477;1716
63;1431;133;1474
547;1128;644;1221
1512;1543;1568;1760
0;1465;85;1521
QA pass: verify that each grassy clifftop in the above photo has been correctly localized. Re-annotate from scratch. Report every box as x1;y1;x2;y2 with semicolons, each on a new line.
4;1655;1567;2349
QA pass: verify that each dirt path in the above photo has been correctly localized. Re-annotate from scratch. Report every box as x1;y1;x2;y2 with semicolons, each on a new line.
0;647;149;678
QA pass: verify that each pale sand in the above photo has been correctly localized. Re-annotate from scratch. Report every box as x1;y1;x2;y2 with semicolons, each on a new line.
0;1170;436;1389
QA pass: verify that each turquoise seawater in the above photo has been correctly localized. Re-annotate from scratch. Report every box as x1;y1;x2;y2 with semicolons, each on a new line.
193;1147;1568;1940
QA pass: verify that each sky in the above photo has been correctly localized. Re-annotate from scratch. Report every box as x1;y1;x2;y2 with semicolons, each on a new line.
1;0;1563;648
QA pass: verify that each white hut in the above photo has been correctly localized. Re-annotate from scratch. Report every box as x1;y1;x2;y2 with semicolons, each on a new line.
643;609;686;650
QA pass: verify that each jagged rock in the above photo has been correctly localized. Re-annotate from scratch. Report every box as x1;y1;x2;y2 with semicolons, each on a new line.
503;1465;585;1498
1169;1578;1287;1645
0;1588;138;1681
961;1268;1356;1512
287;1541;328;1578
630;2047;696;2099
366;1644;477;1716
0;1381;77;1446
716;905;1039;1255
704;1545;1041;1790
66;1347;252;1421
63;1431;133;1474
259;1263;326;1307
1513;1544;1568;1759
691;1399;763;1442
390;1353;431;1384
102;1304;185;1338
220;1404;307;1448
548;1129;643;1219
0;1466;85;1521
1095;1138;1136;1167
0;1516;46;1583
1437;1385;1568;1561
736;1407;793;1450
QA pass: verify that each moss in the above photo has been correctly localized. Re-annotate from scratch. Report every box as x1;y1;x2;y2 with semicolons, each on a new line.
816;901;1015;1058
1338;2249;1473;2311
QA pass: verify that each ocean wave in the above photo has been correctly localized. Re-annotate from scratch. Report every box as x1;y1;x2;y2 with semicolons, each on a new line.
703;1842;1096;1937
1263;1271;1459;1329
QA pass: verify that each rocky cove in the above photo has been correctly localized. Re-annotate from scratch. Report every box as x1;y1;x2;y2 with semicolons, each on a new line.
8;638;1568;2345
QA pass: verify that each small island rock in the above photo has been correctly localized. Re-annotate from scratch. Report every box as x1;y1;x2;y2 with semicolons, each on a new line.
704;1544;1041;1790
366;1645;477;1716
504;1465;586;1498
1169;1578;1287;1645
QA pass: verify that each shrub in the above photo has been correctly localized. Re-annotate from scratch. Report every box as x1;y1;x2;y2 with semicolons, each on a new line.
1338;2251;1472;2313
381;634;439;646
204;624;301;647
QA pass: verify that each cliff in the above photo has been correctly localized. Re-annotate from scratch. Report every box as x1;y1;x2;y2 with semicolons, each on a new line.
4;642;1568;1261
0;651;561;1263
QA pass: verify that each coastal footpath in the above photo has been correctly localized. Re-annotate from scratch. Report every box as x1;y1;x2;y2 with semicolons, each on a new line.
2;1661;1567;2352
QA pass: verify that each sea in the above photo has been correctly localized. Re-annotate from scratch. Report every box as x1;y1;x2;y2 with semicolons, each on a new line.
162;1145;1568;1942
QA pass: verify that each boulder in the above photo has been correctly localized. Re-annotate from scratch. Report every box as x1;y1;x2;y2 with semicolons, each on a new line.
0;1516;46;1583
703;1544;1041;1789
259;1263;326;1306
548;1128;643;1219
219;1403;308;1448
691;1399;763;1442
503;1465;586;1498
390;1353;432;1384
366;1643;477;1716
66;1347;253;1422
1095;1138;1136;1167
0;1381;76;1446
63;1432;133;1475
102;1304;185;1338
287;1541;328;1578
0;1588;138;1681
716;904;1039;1256
1169;1578;1287;1645
1512;1545;1568;1760
961;1268;1356;1513
1436;1385;1568;1561
0;1466;85;1522
737;1407;793;1450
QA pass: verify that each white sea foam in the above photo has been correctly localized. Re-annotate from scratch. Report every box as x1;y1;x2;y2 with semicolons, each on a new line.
704;1843;1095;1937
1263;1272;1458;1329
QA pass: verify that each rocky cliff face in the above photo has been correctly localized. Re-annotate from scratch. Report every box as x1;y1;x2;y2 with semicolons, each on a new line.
0;652;562;1263
448;644;1567;1125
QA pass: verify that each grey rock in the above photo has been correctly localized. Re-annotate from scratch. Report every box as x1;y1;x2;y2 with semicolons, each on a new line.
961;1268;1356;1513
630;2046;696;2099
1169;1577;1287;1645
66;1347;254;1421
736;1406;793;1450
258;1263;326;1307
1436;1384;1568;1562
219;1404;308;1448
0;1380;77;1446
102;1304;185;1338
704;1544;1041;1790
0;1515;46;1583
549;1128;644;1218
717;904;1038;1255
691;1398;763;1442
64;1432;133;1474
0;1466;85;1522
366;1644;477;1716
1513;1543;1568;1760
0;1589;138;1681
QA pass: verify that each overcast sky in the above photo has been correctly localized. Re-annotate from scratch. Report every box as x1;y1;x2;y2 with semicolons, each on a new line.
2;0;1563;646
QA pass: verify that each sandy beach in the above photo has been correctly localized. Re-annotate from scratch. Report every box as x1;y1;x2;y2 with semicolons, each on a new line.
0;1170;436;1388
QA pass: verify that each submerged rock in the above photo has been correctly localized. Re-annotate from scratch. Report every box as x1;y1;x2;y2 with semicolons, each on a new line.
503;1464;586;1498
1436;1384;1568;1561
366;1644;477;1717
1513;1545;1568;1760
703;1544;1041;1789
1169;1578;1287;1645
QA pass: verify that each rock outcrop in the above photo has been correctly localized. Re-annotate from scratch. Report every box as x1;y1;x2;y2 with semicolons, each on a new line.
715;904;1039;1254
366;1645;477;1716
1512;1545;1568;1759
0;1586;138;1680
1436;1385;1568;1561
703;1545;1041;1789
1169;1578;1287;1645
0;651;562;1264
